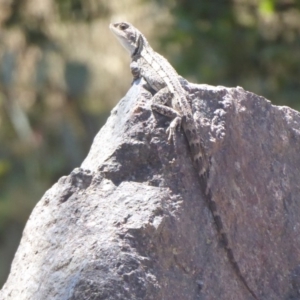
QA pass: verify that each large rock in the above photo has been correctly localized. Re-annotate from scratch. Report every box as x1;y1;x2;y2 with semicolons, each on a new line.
1;78;300;300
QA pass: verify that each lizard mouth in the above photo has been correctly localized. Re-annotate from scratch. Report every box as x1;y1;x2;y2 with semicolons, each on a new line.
109;23;127;41
109;23;119;35
109;22;135;55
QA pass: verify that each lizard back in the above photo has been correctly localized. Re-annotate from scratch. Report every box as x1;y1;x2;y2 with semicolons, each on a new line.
139;45;208;174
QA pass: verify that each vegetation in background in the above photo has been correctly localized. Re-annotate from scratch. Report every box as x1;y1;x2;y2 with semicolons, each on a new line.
1;0;300;288
155;0;300;109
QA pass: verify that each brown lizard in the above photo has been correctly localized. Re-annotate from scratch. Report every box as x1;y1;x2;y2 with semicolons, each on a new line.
109;21;208;175
110;21;258;300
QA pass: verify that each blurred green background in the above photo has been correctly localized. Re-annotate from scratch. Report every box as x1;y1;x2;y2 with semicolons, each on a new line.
1;0;300;288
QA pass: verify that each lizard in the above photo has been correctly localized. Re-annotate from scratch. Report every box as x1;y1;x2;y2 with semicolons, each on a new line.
109;21;258;300
109;21;208;175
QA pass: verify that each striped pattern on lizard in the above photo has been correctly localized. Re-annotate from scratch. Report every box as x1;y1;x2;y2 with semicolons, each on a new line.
109;21;207;176
109;21;258;300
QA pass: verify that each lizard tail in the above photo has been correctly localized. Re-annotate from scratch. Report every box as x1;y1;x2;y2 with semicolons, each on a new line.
207;192;259;300
183;124;209;176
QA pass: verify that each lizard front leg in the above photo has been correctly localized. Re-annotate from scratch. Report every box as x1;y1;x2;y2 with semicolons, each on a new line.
130;61;141;83
150;87;182;143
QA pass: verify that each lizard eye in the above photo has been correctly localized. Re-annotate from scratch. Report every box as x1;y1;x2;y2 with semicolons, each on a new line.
119;23;129;30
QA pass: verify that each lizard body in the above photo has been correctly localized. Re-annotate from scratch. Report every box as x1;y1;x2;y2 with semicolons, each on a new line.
110;21;207;175
110;21;258;300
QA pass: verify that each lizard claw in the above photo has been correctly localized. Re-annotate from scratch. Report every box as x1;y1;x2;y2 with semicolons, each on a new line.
166;127;175;143
166;116;182;143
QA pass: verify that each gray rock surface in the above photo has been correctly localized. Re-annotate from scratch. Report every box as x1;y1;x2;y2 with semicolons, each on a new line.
1;79;300;300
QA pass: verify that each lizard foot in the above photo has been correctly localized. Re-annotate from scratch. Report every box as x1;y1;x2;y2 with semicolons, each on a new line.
130;61;141;80
166;116;182;143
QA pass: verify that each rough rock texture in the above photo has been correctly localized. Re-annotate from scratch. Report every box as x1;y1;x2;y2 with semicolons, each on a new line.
1;78;300;300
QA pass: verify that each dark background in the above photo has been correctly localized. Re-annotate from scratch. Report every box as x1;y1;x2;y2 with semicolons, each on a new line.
1;0;300;288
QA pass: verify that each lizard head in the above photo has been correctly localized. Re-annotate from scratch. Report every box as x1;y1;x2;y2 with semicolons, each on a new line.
109;22;144;56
